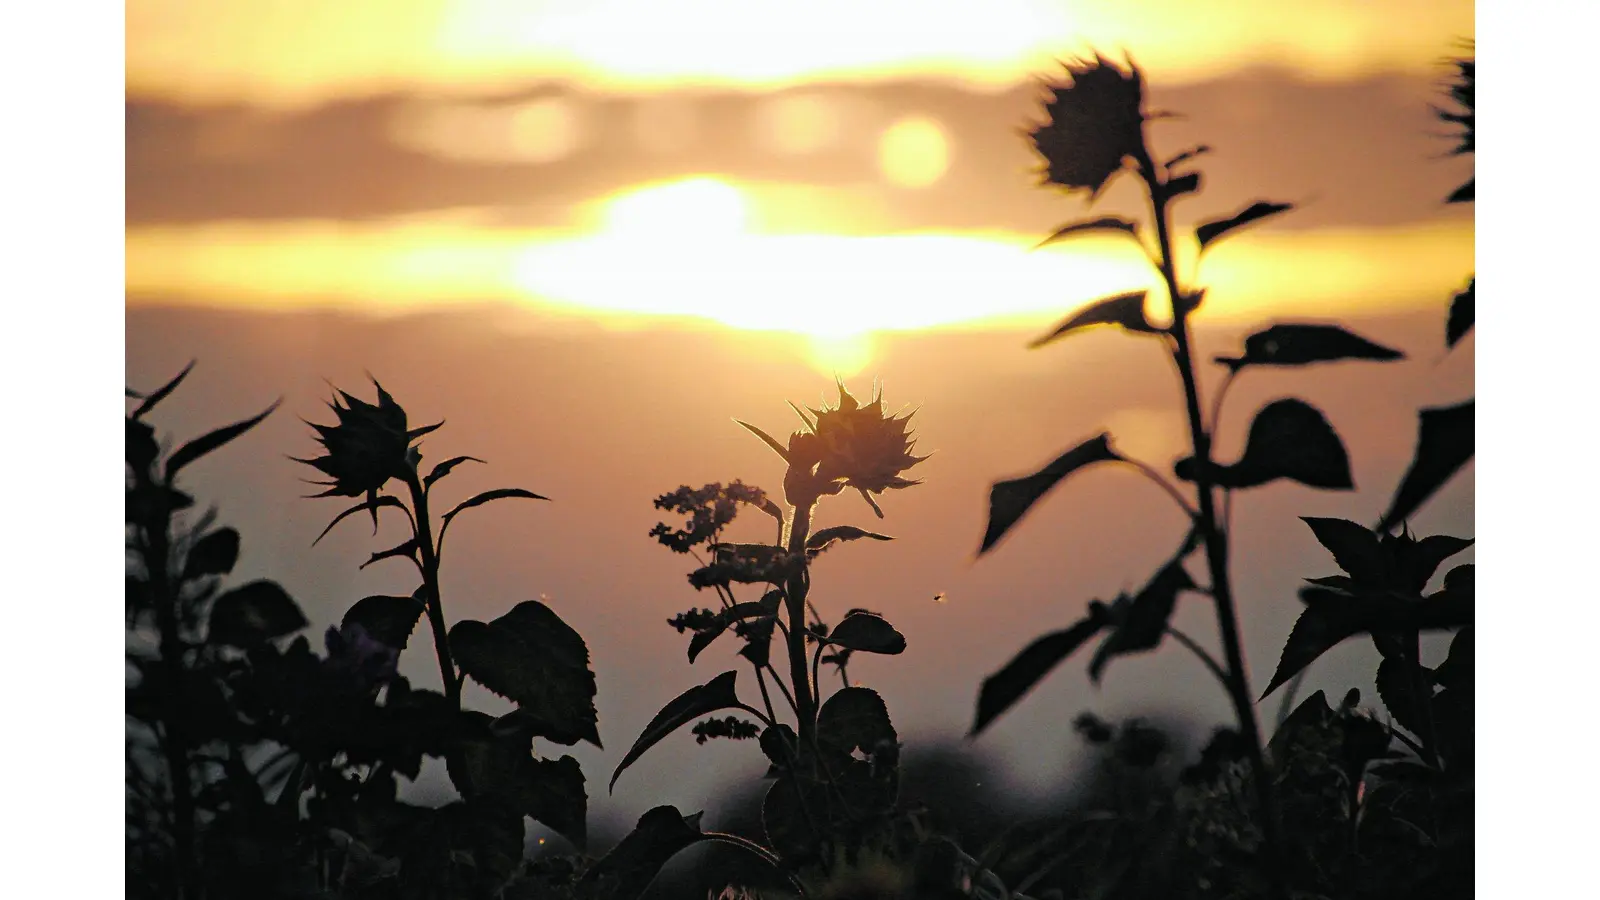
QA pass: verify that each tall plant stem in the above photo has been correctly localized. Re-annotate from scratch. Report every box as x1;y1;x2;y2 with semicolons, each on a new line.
784;502;818;743
1138;151;1286;893
407;473;460;709
147;498;197;900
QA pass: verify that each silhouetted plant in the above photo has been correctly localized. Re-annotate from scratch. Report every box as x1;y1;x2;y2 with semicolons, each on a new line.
966;51;1474;899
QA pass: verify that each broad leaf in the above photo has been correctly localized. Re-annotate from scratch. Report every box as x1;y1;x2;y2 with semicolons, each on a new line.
817;686;898;757
1378;400;1474;532
1088;562;1196;683
1261;602;1368;699
424;455;483;490
126;418;159;473
182;527;240;581
209;580;307;646
166;400;280;479
822;612;906;655
1029;291;1157;348
579;806;709;900
806;525;894;557
1433;626;1473;695
1447;279;1474;348
448;723;587;848
440;487;549;528
1165;172;1201;197
611;671;741;791
131;360;195;420
343;593;426;650
1215;324;1403;370
1036;216;1139;249
449;600;601;748
1375;657;1429;738
1302;517;1387;584
1196;200;1293;250
313;494;408;545
981;434;1121;554
1179;398;1352;490
970;615;1104;736
1395;536;1474;594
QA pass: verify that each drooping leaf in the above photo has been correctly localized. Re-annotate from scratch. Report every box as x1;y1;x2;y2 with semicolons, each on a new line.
822;612;907;655
970;615;1104;736
343;593;426;650
449;600;601;748
1447;279;1474;348
806;525;894;557
611;671;741;792
1260;602;1368;699
440;488;549;529
981;434;1122;554
735;420;791;463
166;400;281;478
447;723;588;848
1036;216;1139;249
1375;656;1430;738
1432;626;1473;695
423;455;483;490
1447;178;1473;204
1179;398;1352;490
359;538;419;570
686;619;729;663
131;360;195;420
817;686;898;757
1378;400;1474;533
1301;517;1387;584
1029;291;1157;348
759;724;799;770
1196;200;1293;250
1165;172;1201;198
313;494;408;545
1214;323;1403;370
578;806;709;900
209;580;307;646
1088;562;1196;683
182;527;241;581
1165;145;1211;169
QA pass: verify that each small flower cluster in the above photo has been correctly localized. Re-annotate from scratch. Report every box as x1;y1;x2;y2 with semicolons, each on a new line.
690;715;761;745
667;608;721;634
649;481;772;553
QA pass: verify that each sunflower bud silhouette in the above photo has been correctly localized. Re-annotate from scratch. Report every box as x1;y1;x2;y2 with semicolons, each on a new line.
1029;54;1148;197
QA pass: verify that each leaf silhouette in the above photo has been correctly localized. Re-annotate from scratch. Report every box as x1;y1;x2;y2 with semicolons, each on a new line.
1447;178;1473;204
971;615;1104;736
1447;279;1474;348
817;687;897;756
1214;324;1404;370
1178;399;1352;490
1088;562;1196;683
440;488;549;529
822;612;907;655
1166;172;1201;198
1036;216;1139;249
1196;200;1293;250
805;525;894;557
735;420;791;463
686;620;729;663
611;671;741;792
1261;600;1367;699
981;434;1122;554
131;359;195;420
1301;517;1387;584
578;806;711;900
342;593;426;650
359;538;418;570
424;455;484;490
166;400;280;479
1374;657;1429;738
209;580;307;647
448;724;588;848
1029;291;1157;348
449;600;600;748
1378;400;1474;532
182;527;240;581
313;495;408;545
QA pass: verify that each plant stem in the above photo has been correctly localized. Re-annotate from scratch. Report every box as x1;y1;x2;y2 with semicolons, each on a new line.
784;502;818;742
146;493;197;900
1407;629;1442;769
1139;152;1287;896
407;473;460;709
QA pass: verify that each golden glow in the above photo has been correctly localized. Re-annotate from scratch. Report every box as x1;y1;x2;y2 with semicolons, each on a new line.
877;116;952;189
389;96;585;164
129;0;1473;108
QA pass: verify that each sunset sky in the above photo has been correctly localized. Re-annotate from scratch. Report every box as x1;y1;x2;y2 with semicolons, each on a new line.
125;0;1477;841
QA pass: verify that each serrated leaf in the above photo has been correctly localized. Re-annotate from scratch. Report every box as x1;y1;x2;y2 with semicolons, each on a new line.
1447;279;1474;348
1088;562;1195;683
359;538;418;570
1179;398;1352;490
1375;657;1429;737
1302;517;1387;584
183;527;240;581
424;455;484;490
1398;536;1474;593
313;495;408;545
1196;200;1293;250
449;600;601;748
981;434;1121;554
611;672;741;792
735;420;791;463
166;400;280;479
805;525;894;557
822;612;906;655
1035;216;1139;249
1029;291;1156;349
448;723;588;848
971;615;1104;736
817;686;897;757
343;594;426;650
1261;602;1367;699
209;580;307;647
440;488;549;529
1215;323;1403;370
131;360;195;420
1378;400;1474;533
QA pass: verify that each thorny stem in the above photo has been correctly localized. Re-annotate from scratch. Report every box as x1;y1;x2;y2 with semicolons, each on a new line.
406;471;461;710
785;501;819;743
1137;148;1287;897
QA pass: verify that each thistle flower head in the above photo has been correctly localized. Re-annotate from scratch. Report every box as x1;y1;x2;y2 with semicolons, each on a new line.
1028;54;1148;197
